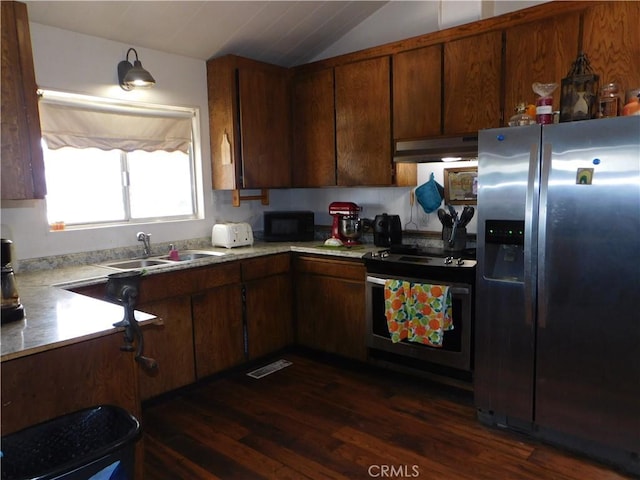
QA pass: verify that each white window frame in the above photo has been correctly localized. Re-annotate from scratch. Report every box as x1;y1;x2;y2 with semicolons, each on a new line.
39;89;205;229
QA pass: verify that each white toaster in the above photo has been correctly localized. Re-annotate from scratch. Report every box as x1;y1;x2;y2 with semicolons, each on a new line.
211;222;254;248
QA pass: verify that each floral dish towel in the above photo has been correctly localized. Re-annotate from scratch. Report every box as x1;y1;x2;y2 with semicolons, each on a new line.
384;279;453;347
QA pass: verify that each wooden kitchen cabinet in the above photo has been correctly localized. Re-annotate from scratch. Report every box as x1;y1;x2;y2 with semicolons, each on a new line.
243;254;293;359
335;56;392;186
291;68;336;187
393;45;442;140
135;295;193;400
294;255;367;362
1;332;139;435
193;254;293;377
582;1;640;94
186;262;243;379
192;282;244;378
391;45;443;186
74;270;198;401
444;31;503;133
207;54;291;190
1;1;46;200
504;12;581;117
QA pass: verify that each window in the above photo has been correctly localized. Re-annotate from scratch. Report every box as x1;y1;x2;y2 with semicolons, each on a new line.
39;90;201;228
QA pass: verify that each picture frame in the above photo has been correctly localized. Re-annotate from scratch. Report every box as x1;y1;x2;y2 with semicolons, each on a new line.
443;166;478;205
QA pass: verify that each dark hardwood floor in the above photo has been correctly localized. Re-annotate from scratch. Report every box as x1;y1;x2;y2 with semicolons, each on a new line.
143;352;634;479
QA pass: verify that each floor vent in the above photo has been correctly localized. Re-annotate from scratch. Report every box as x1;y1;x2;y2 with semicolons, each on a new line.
246;359;292;379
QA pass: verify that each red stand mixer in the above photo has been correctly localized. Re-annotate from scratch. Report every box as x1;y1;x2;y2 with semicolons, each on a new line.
329;202;363;245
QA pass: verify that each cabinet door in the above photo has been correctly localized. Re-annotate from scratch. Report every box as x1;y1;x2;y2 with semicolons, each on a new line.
295;256;367;361
582;1;640;93
1;1;46;200
335;56;392;186
444;31;503;133
238;64;291;188
393;45;442;139
192;283;244;378
292;69;336;187
1;332;138;435
137;295;195;401
243;254;293;359
504;12;580;118
207;55;291;190
245;272;293;359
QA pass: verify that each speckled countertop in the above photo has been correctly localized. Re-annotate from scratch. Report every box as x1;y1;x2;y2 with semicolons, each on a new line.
1;241;383;362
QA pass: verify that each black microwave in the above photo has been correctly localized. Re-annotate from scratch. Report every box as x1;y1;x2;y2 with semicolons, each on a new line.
263;211;315;242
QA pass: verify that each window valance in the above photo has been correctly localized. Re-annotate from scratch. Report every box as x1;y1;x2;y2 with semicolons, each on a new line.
39;92;194;154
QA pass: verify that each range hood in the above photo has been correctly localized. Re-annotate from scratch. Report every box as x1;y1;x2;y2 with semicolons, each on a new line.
393;134;478;163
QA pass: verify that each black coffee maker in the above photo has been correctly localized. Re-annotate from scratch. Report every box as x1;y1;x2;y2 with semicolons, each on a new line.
1;239;25;323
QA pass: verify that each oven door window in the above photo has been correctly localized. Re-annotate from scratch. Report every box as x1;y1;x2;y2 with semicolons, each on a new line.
366;274;472;372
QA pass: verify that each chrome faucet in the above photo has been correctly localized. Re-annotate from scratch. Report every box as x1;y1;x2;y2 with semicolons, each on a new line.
136;232;152;257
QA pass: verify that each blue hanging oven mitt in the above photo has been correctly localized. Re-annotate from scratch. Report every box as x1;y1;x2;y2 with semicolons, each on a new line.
415;172;444;214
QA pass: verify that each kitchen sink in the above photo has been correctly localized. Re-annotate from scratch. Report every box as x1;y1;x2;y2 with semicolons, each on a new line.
101;250;227;270
101;258;174;270
157;250;227;262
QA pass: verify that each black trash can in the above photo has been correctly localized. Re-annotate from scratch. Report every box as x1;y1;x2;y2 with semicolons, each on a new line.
1;405;141;480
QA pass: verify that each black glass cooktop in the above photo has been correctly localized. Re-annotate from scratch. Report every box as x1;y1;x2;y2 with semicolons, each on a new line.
388;244;476;260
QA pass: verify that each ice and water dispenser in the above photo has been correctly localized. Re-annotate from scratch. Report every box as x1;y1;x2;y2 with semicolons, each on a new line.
483;220;525;282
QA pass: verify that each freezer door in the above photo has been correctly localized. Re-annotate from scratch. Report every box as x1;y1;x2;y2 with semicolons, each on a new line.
536;116;640;455
475;124;541;426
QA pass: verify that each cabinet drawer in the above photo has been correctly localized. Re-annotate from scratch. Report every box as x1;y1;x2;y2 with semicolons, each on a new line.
295;256;365;282
242;253;290;281
139;261;241;303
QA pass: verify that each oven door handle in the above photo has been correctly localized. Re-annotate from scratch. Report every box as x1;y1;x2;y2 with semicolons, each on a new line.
366;276;470;295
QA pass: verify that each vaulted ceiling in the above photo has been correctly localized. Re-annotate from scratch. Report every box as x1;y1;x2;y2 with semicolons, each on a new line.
24;1;546;67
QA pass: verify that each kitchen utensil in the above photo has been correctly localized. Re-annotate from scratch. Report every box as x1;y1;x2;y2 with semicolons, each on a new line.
406;190;418;230
437;208;452;227
447;204;458;223
458;206;475;227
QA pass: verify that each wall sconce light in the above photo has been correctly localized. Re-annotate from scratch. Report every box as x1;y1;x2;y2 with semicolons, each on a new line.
117;48;155;90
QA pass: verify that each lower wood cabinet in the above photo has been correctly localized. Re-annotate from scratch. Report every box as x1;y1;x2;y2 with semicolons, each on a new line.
69;253;362;397
192;253;293;379
192;282;244;378
1;332;139;435
294;255;367;361
136;295;194;400
243;254;293;360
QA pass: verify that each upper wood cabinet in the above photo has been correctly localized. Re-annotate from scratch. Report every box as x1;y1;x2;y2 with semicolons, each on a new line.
582;1;640;94
1;1;46;200
444;31;503;134
291;68;336;187
504;12;581;117
392;45;442;139
335;56;392;186
207;55;291;190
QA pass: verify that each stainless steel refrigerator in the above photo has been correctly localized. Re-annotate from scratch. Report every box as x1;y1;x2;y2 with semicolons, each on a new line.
475;115;640;475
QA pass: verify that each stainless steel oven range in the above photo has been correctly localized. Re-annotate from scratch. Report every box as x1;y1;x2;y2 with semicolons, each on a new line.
363;245;476;387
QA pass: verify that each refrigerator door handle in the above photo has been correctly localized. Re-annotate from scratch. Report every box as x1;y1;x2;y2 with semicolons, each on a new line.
537;142;553;329
523;143;539;327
